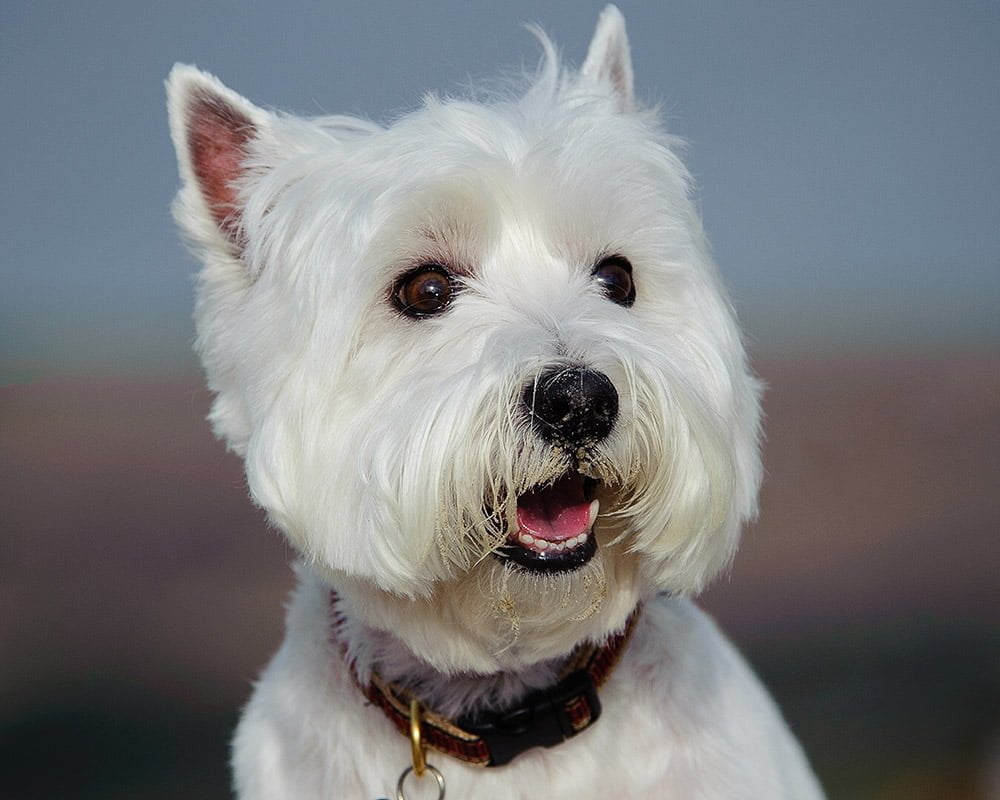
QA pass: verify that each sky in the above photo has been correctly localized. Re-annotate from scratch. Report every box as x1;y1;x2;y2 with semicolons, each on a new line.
2;0;998;379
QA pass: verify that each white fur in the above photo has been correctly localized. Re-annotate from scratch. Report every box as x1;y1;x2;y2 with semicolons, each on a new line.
234;574;824;799
168;6;823;797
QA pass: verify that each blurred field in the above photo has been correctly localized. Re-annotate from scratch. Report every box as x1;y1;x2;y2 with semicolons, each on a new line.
2;356;998;799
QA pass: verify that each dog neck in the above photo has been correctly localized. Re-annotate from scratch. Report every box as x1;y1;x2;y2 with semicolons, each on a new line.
329;589;572;715
328;589;639;767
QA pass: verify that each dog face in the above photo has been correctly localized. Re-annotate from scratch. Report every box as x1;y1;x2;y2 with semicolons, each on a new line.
168;7;761;671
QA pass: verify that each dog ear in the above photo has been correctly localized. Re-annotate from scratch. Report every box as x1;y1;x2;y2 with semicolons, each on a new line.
166;64;274;253
582;5;634;111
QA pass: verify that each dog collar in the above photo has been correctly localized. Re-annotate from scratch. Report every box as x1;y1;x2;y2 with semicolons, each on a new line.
329;591;639;768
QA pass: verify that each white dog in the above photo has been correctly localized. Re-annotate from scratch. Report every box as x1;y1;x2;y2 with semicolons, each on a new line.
168;7;824;798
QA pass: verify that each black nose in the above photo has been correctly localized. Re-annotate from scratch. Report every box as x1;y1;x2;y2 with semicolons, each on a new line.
523;367;619;446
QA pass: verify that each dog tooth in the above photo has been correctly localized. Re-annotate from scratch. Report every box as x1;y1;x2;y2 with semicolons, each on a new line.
535;539;549;550
588;499;600;528
519;533;535;546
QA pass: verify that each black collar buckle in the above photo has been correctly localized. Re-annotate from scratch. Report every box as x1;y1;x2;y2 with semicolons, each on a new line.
456;668;602;767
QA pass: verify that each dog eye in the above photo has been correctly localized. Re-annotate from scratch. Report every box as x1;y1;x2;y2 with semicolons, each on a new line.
393;265;455;318
593;256;635;307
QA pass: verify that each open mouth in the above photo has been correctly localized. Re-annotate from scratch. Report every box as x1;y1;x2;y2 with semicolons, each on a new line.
496;473;600;573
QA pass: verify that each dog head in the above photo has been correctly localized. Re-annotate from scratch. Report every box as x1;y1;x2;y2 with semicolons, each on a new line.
168;6;761;672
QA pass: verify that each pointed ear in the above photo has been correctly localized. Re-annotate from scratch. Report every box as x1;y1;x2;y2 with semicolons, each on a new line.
581;5;634;111
166;64;273;250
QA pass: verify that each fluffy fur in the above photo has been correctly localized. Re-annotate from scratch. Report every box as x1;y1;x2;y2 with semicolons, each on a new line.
168;6;824;798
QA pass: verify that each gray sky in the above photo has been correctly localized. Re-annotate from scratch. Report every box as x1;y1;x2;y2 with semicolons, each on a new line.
2;1;998;378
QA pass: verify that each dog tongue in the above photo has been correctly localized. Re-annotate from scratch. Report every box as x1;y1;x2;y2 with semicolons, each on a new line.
516;475;592;542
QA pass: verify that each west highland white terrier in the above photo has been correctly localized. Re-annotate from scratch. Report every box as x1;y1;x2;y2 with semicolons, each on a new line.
168;7;824;799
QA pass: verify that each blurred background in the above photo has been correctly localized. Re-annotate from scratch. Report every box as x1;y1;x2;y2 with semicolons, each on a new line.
2;2;998;798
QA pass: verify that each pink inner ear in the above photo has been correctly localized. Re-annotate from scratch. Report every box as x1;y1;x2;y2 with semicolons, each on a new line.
186;93;256;244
